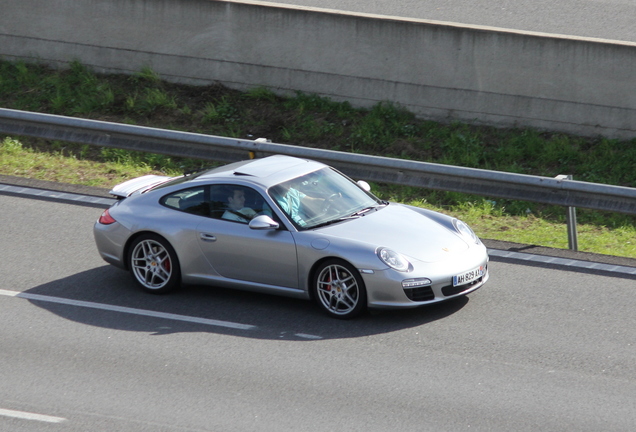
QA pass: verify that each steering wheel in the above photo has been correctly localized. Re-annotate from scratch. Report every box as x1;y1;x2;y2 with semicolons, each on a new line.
322;193;342;213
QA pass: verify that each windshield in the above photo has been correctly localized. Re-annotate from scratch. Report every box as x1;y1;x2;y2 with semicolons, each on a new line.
268;167;384;229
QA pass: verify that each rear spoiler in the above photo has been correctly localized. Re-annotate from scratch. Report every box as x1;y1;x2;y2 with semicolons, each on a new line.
109;174;173;199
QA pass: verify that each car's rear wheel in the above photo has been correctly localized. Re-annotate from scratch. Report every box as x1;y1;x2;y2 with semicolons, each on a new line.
312;259;367;319
128;234;180;293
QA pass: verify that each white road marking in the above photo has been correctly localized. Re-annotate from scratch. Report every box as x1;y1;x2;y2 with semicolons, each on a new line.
0;183;115;206
0;407;67;423
0;289;255;331
295;333;323;340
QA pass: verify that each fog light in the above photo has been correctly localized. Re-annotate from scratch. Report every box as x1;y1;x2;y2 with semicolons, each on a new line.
402;278;432;288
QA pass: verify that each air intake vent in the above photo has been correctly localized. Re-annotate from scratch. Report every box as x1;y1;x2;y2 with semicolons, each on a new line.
404;286;435;302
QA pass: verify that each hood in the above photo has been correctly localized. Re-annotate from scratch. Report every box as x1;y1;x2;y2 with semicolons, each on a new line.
109;174;173;198
318;204;470;263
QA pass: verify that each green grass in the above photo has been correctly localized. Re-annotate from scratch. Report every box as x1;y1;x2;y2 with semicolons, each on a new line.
1;59;635;258
0;137;188;186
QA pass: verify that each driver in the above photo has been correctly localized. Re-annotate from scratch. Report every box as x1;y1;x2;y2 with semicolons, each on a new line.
272;182;338;226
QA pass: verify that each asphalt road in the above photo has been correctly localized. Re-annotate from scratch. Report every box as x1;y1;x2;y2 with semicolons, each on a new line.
260;0;636;43
1;187;636;431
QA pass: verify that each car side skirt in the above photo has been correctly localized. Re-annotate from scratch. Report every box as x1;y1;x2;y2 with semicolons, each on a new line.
182;273;311;300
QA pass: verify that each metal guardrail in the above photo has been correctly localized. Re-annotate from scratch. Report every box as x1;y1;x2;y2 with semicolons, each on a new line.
1;108;636;219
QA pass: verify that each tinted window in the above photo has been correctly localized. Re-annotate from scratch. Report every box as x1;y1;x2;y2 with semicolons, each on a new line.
160;186;209;217
212;185;274;224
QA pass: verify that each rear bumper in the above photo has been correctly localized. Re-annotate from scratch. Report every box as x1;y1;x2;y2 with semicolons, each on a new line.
93;221;130;270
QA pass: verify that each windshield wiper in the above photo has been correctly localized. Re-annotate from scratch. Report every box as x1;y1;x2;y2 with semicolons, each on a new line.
311;215;359;229
349;203;388;217
311;204;386;229
311;206;382;229
349;206;378;217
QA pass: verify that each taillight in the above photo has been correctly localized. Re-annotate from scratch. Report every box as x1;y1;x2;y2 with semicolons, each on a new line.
98;209;117;225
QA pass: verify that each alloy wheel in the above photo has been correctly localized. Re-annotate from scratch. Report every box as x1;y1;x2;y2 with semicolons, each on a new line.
130;237;175;291
315;261;366;318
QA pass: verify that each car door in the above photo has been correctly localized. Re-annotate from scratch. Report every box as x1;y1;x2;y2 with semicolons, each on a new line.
196;185;299;289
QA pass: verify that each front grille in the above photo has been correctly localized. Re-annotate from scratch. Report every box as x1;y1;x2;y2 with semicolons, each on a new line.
441;276;483;297
404;286;435;302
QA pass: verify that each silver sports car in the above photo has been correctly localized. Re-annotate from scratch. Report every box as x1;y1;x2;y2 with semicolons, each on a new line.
94;155;489;319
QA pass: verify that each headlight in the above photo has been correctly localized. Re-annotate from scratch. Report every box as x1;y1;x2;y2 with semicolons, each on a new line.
377;247;411;272
453;219;479;244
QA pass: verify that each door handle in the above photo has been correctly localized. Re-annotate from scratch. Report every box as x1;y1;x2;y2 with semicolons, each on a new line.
200;233;217;242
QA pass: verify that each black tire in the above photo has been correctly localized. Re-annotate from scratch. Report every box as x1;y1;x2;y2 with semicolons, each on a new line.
312;259;367;319
127;233;181;294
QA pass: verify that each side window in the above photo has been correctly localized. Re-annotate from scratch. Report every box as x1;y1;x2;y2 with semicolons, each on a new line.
160;186;209;217
212;184;274;224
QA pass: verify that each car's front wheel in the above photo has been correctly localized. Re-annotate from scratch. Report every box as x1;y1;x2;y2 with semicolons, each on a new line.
128;234;181;294
312;259;367;319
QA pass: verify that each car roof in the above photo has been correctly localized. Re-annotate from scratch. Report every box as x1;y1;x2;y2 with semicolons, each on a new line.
196;155;327;186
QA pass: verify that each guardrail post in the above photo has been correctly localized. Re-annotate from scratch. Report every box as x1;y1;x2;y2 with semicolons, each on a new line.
556;175;579;251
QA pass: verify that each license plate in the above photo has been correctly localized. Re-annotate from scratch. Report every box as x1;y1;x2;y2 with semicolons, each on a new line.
453;266;484;287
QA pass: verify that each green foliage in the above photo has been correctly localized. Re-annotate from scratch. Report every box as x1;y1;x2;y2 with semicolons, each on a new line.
349;102;417;151
200;96;242;124
1;136;24;154
284;92;341;114
244;86;279;102
132;66;162;84
125;88;177;114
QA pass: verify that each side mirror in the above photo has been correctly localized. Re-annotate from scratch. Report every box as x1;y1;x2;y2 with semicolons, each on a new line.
249;214;279;230
357;180;371;192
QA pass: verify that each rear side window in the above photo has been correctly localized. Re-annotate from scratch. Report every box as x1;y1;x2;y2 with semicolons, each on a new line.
160;186;209;216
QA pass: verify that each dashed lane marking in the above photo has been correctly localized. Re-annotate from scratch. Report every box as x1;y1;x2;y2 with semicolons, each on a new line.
0;289;255;331
0;407;67;423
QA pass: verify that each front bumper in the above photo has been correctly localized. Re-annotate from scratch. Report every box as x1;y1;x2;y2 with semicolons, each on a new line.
362;248;489;310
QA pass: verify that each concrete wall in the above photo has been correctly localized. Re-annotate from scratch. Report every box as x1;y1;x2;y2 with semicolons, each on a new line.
1;0;635;139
